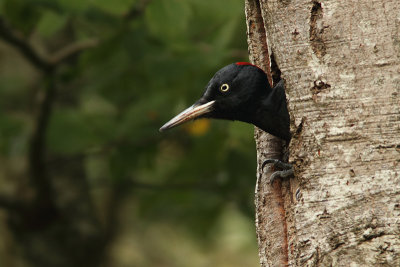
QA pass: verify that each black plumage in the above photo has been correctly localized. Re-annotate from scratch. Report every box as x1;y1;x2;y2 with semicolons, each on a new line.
160;62;291;142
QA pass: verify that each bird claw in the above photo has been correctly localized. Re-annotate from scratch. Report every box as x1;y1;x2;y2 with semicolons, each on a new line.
261;159;294;184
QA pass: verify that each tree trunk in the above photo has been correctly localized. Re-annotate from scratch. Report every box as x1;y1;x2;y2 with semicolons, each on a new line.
246;0;400;266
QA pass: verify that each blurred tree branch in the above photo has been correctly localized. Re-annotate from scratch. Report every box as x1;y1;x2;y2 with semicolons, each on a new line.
0;17;52;72
48;39;98;65
28;77;56;209
0;16;98;73
0;15;98;212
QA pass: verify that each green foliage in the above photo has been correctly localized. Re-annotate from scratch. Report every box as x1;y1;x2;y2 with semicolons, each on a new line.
0;0;258;265
37;10;68;37
3;0;42;35
145;0;192;42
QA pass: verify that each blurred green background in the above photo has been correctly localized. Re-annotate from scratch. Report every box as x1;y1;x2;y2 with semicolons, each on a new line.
0;0;258;266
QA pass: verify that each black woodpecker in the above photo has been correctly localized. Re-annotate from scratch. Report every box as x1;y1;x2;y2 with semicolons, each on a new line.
160;62;293;182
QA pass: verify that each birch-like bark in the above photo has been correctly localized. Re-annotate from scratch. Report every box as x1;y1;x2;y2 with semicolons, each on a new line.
246;0;400;266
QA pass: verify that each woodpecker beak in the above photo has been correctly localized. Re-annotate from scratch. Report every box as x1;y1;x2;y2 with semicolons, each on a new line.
159;100;215;132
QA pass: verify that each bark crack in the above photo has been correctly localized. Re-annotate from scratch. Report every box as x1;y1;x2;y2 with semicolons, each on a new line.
270;52;282;86
246;0;290;266
309;1;326;58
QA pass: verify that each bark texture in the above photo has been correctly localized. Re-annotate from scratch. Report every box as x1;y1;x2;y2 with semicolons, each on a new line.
245;1;292;266
246;0;400;266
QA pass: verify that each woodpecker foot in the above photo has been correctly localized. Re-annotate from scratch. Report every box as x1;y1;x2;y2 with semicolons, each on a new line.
261;159;294;184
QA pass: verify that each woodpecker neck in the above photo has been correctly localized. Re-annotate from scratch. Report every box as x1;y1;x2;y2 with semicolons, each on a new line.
250;81;291;142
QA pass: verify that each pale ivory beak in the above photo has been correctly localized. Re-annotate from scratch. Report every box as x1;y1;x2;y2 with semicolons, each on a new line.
159;101;215;132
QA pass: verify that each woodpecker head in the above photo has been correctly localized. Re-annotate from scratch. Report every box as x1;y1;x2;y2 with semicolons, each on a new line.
159;62;270;132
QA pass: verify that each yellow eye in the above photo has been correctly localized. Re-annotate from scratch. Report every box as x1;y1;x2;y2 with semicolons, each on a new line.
220;83;230;92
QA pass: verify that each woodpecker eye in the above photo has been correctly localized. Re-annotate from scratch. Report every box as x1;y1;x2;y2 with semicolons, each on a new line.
220;83;230;92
